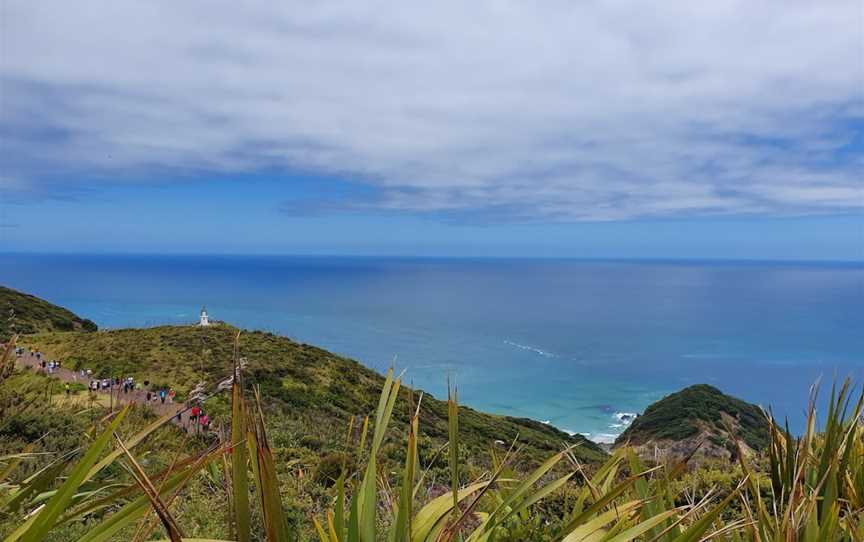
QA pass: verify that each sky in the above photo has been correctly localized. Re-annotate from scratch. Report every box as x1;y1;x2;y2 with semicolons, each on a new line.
1;1;863;259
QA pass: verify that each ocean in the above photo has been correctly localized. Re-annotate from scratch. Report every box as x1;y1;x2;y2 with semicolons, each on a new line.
2;253;862;442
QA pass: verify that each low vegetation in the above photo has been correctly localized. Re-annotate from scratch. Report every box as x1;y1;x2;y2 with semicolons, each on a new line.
22;325;605;464
0;286;97;341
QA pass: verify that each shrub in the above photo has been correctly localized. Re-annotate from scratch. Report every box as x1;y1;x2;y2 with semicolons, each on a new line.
298;434;323;451
313;452;350;487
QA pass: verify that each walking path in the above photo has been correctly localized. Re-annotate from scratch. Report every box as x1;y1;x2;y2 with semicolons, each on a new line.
14;350;212;435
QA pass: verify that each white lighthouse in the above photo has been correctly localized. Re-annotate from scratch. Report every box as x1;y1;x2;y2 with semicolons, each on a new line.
199;306;210;327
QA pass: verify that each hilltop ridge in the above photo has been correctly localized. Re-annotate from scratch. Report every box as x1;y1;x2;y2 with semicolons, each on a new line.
0;285;97;341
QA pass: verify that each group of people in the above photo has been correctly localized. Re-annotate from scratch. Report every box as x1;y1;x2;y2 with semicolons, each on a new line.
39;358;62;373
16;345;216;436
144;385;176;404
177;404;212;433
87;376;132;392
88;378;113;391
87;376;177;408
17;348;63;375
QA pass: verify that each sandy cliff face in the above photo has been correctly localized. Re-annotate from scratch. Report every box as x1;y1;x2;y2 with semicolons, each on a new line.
627;416;758;463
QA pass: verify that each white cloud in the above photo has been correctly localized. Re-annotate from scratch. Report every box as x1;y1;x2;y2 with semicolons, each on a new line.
1;0;862;219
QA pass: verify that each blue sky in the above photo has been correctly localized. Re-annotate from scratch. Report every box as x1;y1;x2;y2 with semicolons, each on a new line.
2;174;861;259
1;1;862;259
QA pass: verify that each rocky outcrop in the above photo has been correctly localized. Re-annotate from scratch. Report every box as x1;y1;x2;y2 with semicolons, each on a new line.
614;384;769;463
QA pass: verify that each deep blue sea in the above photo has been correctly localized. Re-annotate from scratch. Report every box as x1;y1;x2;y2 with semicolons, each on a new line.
2;254;862;442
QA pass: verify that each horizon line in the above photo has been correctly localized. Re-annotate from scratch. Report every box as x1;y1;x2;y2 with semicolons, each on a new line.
1;251;862;266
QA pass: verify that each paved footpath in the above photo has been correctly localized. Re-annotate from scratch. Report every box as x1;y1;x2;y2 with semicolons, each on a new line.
14;350;210;434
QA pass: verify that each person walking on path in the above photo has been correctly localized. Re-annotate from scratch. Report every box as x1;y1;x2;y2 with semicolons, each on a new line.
159;389;167;404
64;383;70;396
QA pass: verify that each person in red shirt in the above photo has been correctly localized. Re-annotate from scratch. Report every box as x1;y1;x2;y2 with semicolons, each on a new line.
190;405;200;423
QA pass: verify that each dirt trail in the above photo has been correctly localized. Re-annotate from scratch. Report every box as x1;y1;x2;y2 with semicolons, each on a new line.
15;350;211;434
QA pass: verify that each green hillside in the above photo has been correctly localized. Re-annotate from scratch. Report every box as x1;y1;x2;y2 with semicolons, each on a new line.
615;384;769;453
6;290;864;541
0;285;97;341
21;324;605;463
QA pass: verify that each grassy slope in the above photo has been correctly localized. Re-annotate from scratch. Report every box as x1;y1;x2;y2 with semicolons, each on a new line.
0;369;233;542
0;285;97;341
22;324;606;463
615;384;769;450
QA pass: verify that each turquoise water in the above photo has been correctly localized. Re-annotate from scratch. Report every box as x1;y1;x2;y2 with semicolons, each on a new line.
2;254;862;441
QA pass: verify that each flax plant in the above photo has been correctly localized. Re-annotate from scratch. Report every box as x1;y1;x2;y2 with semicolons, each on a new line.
311;371;741;542
734;379;864;541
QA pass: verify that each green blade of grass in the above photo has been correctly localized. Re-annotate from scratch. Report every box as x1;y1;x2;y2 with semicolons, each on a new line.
560;500;643;542
76;446;220;542
669;479;744;542
17;406;129;542
114;434;184;542
231;370;251;542
391;412;419;542
251;387;292;541
561;468;656;535
347;490;361;542
334;471;346;541
86;408;181;482
410;480;491;541
356;369;401;542
602;509;680;542
448;382;459;527
3;450;77;514
470;449;570;539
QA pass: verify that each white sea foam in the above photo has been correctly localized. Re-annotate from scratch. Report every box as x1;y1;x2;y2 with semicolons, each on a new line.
579;411;640;445
615;412;637;423
543;409;639;446
503;340;555;358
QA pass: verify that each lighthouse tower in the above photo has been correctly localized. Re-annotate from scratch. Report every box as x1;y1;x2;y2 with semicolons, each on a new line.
199;306;210;327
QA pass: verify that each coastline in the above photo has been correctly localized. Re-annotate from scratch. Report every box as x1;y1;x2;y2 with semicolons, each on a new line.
2;253;861;439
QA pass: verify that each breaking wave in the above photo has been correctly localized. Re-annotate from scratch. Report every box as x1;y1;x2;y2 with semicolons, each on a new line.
503;340;555;358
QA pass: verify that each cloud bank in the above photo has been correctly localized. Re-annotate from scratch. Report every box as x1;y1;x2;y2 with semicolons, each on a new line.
2;0;862;220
